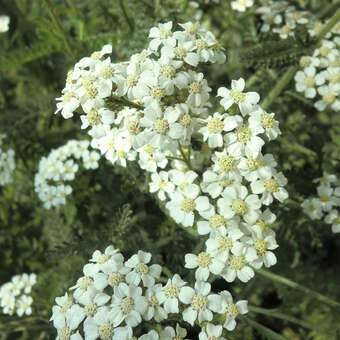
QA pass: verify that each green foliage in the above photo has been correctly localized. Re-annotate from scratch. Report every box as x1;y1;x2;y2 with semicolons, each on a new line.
0;0;340;339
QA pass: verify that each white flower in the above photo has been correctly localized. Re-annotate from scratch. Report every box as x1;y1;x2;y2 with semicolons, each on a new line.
55;305;85;340
315;84;340;111
125;250;162;287
325;210;340;233
186;71;211;107
250;171;288;205
0;15;10;33
245;225;278;268
139;330;159;340
143;284;167;322
217;184;261;224
149;171;174;201
179;281;221;326
219;291;248;331
205;226;244;263
110;283;147;327
16;295;33;316
158;274;186;314
211;148;242;180
199;113;242;148
248;109;281;141
185;251;225;280
294;66;325;98
148;21;176;51
231;0;254;12
302;198;323;220
217;78;260;115
317;184;339;212
160;324;188;340
199;323;225;340
166;185;211;227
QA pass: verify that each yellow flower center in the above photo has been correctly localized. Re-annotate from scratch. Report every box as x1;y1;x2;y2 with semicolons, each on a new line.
85;302;98;317
218;236;233;251
120;297;135;314
161;64;176;78
218;155;236;172
210;214;226;228
299;56;311;68
230;89;246;103
323;93;336;105
98;323;114;340
87;110;101;126
226;303;239;318
181;197;196;213
236;125;251;143
108;272;124;286
207;117;224;134
229;255;246;270
264;178;279;193
195;39;208;50
153;119;169;134
135;263;149;274
100;65;115;79
189;81;202;94
254;239;268;257
261;113;276;128
127;74;139;87
180;113;192;127
197;252;212;268
159;29;172;39
151;85;164;99
148;294;159;307
191;294;207;311
304;76;315;88
231;198;248;215
174;46;187;59
164;284;180;298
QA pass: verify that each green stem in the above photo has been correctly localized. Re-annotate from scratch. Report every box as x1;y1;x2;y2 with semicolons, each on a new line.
119;0;135;32
43;0;75;59
316;7;340;41
248;306;334;334
261;7;340;110
315;0;340;20
178;143;193;170
181;0;190;14
256;269;340;309
241;316;288;340
261;66;298;111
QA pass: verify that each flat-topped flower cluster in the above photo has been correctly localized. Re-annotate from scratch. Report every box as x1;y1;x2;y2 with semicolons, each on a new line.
51;245;247;339
0;134;15;186
302;172;340;234
52;20;288;338
0;273;36;316
34;140;100;209
295;20;340;111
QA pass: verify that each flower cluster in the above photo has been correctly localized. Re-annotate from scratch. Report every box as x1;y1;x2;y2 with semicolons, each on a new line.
54;22;288;286
231;0;254;12
295;28;340;111
256;1;310;39
0;134;16;186
51;245;247;339
0;273;37;316
34;140;100;209
0;15;10;33
302;172;340;234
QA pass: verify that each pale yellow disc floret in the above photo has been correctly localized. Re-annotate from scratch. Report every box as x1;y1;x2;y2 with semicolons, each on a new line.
197;252;212;268
226;303;239;318
161;64;176;78
120;297;135;315
164;284;180;299
236;125;251;143
218;155;236;172
191;294;207;311
230;89;246;103
180;114;192;127
98;323;114;340
135;263;149;274
228;254;246;270
254;239;268;257
210;214;226;228
261;113;276;129
231;198;248;215
207;117;224;134
108;272;124;286
323;93;336;105
153;119;169;134
189;81;202;94
148;295;159;307
181;197;196;213
218;236;233;251
264;178;279;193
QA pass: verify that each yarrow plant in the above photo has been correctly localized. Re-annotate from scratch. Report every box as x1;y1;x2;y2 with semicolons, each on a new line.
49;20;290;338
302;172;340;234
34;139;100;209
0;273;37;317
51;245;247;339
0;134;15;186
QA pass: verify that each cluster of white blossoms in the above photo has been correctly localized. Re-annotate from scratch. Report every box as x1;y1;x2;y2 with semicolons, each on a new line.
302;172;340;234
51;245;248;339
295;26;340;111
0;134;16;186
256;1;310;39
231;0;254;12
34;140;100;209
55;22;288;284
0;15;10;33
0;273;37;316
